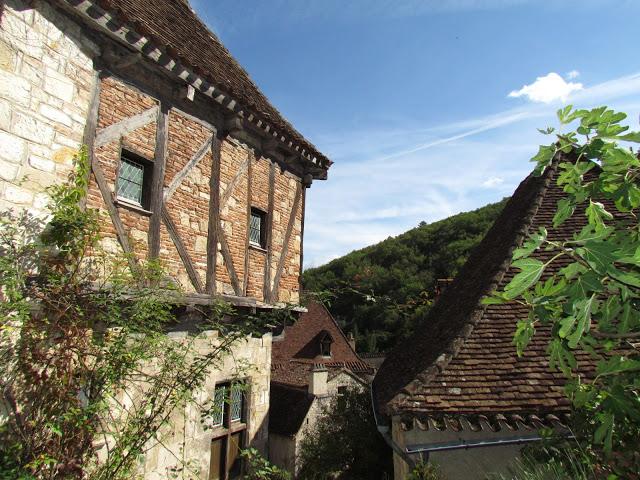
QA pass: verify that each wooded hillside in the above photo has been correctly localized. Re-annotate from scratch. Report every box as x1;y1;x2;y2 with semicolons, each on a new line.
303;198;509;353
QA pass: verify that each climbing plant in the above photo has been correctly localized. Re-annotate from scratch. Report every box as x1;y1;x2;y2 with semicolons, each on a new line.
0;150;282;479
486;106;640;476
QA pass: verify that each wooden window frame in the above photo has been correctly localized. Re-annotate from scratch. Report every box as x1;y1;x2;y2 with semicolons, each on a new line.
319;332;332;358
208;382;248;480
249;207;267;250
115;149;154;212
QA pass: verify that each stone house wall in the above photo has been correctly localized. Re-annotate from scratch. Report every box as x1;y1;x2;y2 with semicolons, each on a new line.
0;0;98;215
134;332;272;480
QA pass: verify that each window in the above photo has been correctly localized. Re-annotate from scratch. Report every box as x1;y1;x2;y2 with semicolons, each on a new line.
209;383;246;480
249;208;267;249
319;333;332;357
116;151;152;209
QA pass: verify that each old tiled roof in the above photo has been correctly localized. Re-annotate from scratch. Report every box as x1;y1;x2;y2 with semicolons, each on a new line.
373;157;614;420
75;0;331;170
272;300;373;385
271;360;367;388
269;383;314;436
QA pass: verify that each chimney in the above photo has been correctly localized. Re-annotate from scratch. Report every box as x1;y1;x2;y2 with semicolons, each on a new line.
348;332;356;352
435;278;453;300
308;363;328;397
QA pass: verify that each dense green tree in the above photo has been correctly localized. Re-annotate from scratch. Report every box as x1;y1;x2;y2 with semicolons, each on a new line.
303;199;508;352
296;388;393;480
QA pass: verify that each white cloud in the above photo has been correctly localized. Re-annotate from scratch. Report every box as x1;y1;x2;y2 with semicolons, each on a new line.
304;71;640;267
482;176;504;188
508;72;583;103
566;70;580;80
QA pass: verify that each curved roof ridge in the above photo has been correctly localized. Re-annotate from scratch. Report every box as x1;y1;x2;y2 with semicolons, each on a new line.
374;159;560;416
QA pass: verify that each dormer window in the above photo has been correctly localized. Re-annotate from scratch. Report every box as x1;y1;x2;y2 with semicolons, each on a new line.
319;333;332;357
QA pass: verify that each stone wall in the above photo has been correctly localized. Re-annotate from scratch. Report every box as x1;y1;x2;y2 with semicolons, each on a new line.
112;332;272;480
0;0;98;215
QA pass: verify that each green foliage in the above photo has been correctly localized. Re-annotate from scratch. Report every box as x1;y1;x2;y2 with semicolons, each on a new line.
406;461;446;480
0;150;282;479
487;106;640;477
303;200;508;352
296;388;393;480
240;448;291;480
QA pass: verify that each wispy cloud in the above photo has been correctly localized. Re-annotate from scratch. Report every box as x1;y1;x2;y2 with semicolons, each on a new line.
566;70;580;80
304;71;640;267
508;72;583;103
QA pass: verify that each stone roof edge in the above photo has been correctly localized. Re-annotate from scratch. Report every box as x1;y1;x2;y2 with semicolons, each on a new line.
398;412;572;434
54;0;332;175
387;161;559;415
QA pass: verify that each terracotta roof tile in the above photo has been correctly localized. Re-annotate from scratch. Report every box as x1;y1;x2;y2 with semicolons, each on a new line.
80;0;330;170
374;157;624;419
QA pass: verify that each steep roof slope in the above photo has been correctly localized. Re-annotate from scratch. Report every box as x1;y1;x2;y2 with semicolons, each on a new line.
272;300;373;386
373;158;605;418
72;0;330;170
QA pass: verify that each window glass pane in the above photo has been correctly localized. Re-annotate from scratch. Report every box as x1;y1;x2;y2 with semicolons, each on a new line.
230;385;243;422
116;158;144;205
211;385;226;427
249;212;261;245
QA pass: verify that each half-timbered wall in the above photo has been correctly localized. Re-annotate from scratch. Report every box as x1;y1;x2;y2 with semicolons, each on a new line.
88;75;303;304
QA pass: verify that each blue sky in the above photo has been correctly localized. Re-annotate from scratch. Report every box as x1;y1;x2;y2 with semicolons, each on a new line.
191;0;640;268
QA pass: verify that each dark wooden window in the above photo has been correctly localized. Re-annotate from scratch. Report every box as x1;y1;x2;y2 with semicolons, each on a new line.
320;333;332;357
249;208;267;248
208;383;246;480
116;150;153;209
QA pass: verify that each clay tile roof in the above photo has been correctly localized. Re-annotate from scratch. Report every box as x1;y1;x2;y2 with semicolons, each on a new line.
373;155;619;419
271;300;373;388
83;0;330;171
268;383;314;436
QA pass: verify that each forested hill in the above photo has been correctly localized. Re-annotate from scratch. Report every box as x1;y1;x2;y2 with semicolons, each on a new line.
303;198;509;353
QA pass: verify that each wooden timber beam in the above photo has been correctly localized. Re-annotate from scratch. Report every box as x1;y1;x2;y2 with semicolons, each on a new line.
219;155;250;209
164;133;214;202
91;161;138;273
94;105;158;147
218;227;242;296
269;182;302;303
161;205;204;294
148;103;169;259
262;161;276;301
205;132;223;294
242;152;253;296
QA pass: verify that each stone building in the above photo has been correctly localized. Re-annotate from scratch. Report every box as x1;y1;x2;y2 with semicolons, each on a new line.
0;1;331;478
372;159;606;479
268;301;373;474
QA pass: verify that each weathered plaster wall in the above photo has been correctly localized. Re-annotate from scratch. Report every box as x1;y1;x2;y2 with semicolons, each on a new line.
0;0;97;215
392;416;526;480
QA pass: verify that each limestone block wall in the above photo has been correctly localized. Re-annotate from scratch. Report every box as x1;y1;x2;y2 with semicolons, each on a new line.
0;0;97;215
119;332;272;480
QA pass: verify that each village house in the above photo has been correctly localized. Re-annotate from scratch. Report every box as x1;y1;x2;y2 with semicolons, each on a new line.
268;300;373;474
0;0;331;478
373;159;601;480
